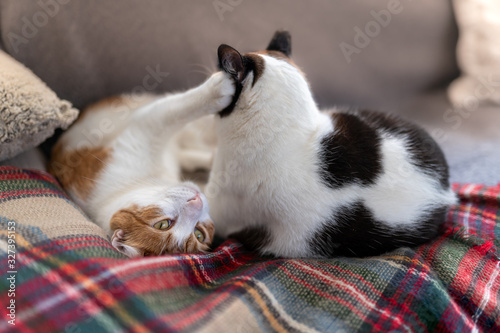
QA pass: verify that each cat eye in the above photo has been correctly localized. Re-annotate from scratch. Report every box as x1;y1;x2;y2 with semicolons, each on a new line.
194;228;205;243
153;219;173;230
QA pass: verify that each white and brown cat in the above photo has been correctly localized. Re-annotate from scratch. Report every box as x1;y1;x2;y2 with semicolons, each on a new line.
206;31;457;258
50;72;234;258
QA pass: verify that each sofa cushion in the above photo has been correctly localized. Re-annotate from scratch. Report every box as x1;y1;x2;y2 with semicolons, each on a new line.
0;166;498;332
0;0;458;111
0;167;107;241
0;50;78;161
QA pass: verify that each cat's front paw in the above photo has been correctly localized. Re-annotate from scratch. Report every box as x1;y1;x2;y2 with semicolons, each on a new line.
206;72;236;114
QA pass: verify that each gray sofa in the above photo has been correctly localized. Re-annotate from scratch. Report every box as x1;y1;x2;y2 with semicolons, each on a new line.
1;3;500;333
0;0;499;184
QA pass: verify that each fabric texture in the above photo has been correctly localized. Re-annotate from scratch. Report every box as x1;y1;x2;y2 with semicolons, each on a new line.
448;0;500;107
0;50;78;161
0;166;499;333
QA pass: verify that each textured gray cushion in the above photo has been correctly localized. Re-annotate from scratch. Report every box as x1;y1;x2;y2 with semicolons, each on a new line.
0;0;458;111
0;49;78;161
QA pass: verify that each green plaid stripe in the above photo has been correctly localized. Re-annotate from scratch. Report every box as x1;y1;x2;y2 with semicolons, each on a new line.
0;167;498;332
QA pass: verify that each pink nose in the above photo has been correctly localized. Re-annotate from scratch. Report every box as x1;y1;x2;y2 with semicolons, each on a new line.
187;193;203;210
188;193;200;202
187;194;203;213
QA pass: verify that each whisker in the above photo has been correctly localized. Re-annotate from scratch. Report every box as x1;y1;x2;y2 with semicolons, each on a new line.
159;240;168;255
188;61;217;79
90;154;109;165
141;177;163;187
80;176;107;187
89;153;118;174
188;69;212;78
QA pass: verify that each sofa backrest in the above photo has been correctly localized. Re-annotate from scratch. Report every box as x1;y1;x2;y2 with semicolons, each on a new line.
0;0;458;110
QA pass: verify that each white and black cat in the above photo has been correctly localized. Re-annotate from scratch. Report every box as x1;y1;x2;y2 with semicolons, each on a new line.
206;31;457;258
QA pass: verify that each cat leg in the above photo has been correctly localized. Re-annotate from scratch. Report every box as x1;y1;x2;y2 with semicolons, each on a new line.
110;72;233;179
128;72;234;136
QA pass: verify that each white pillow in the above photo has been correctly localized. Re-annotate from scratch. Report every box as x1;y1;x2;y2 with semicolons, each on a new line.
448;0;500;108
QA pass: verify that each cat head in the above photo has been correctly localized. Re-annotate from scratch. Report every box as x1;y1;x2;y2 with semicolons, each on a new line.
109;182;214;258
216;31;316;127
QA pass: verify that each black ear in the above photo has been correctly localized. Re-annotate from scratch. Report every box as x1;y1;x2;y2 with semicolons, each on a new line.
218;44;244;82
267;30;291;56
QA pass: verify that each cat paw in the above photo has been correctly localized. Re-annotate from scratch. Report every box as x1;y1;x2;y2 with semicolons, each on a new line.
207;72;236;113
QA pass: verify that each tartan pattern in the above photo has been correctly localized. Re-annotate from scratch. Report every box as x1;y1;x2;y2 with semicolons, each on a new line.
0;167;499;333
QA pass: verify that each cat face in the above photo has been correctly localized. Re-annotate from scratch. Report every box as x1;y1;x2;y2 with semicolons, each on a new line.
216;31;316;127
109;182;214;258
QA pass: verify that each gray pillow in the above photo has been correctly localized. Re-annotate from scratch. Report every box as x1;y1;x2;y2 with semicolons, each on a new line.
0;49;78;161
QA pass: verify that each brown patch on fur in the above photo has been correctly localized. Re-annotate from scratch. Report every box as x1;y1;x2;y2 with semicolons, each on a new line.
77;95;128;122
49;143;111;201
254;50;305;77
256;50;288;60
110;204;215;256
255;50;297;66
110;205;170;256
85;95;127;114
243;53;266;86
184;222;215;253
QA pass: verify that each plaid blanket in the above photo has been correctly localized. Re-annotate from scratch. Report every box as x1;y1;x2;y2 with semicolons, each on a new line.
0;167;499;333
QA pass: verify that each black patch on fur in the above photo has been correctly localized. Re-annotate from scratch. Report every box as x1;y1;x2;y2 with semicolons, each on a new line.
319;112;382;188
244;54;265;87
218;52;265;118
266;30;291;56
309;201;447;257
218;44;243;118
355;110;450;188
229;226;271;252
218;79;243;118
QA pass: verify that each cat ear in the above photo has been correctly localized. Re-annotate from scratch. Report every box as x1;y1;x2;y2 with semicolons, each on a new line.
218;44;244;82
111;229;142;258
267;30;291;56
